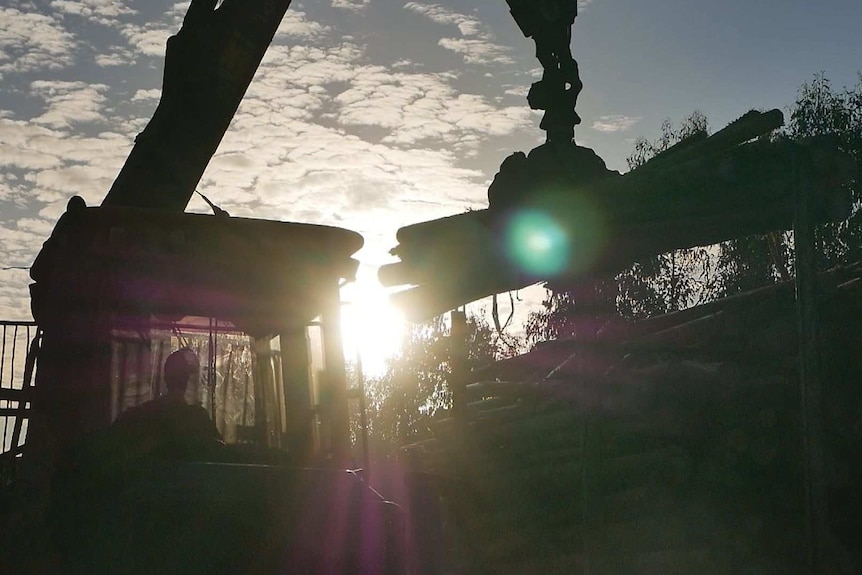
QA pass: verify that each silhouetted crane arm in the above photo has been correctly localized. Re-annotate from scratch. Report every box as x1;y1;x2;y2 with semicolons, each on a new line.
102;0;293;212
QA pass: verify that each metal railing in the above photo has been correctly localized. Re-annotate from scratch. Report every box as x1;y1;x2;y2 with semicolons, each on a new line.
0;321;39;485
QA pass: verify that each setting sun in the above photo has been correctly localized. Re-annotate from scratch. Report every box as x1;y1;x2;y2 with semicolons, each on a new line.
341;268;406;378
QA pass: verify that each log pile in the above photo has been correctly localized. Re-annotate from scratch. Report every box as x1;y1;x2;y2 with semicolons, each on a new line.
401;263;862;574
381;110;855;320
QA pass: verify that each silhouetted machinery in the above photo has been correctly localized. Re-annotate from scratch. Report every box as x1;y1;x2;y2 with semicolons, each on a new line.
7;1;446;573
9;0;856;573
26;200;425;575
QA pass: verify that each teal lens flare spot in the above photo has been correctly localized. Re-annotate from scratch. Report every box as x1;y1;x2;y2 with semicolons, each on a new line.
505;210;570;276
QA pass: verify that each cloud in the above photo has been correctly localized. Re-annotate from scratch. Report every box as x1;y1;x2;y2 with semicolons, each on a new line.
0;210;43;319
95;50;136;67
200;87;496;228
0;271;33;320
0;8;77;77
437;37;512;66
15;217;54;236
591;114;641;132
279;54;532;147
31;164;122;210
276;9;332;41
0;222;42;256
131;88;161;101
29;81;110;129
403;2;482;37
50;0;137;26
404;2;512;66
0;0;544;323
180;11;534;227
120;23;172;57
331;0;369;11
0;120;64;171
119;3;186;57
0;116;130;213
0;173;19;202
253;39;530;151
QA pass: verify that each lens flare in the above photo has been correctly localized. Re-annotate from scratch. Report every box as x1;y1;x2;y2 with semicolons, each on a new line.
503;196;607;278
505;209;570;276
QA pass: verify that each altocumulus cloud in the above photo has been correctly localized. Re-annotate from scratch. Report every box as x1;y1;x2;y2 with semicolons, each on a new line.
30;81;110;129
0;0;541;320
591;114;641;133
51;0;137;26
331;0;369;12
404;2;513;66
0;7;76;78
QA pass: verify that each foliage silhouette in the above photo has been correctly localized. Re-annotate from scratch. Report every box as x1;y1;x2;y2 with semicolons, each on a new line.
787;72;862;269
360;313;509;454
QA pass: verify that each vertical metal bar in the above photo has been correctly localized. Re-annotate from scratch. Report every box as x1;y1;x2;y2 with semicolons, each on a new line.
794;152;829;573
356;353;370;472
154;339;164;397
241;346;251;426
1;326;6;452
7;325;19;452
1;324;7;388
25;326;32;423
1;407;7;455
222;344;233;428
11;329;40;451
209;318;218;421
281;328;313;458
322;282;348;460
209;318;217;417
136;338;147;404
118;341;128;412
10;325;18;390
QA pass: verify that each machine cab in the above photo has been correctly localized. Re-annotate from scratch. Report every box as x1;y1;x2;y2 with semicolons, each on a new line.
27;198;363;465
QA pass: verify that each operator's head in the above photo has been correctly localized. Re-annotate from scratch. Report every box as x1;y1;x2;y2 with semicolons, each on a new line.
164;348;199;395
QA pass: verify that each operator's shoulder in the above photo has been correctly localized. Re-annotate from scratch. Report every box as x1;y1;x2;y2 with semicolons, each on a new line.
118;398;165;418
180;403;213;418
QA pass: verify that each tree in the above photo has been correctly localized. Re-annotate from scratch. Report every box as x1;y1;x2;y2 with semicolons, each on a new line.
525;111;716;347
713;73;862;294
620;110;719;315
616;246;716;317
785;72;862;269
361;313;504;454
524;277;618;347
526;72;862;346
626;110;709;171
713;73;862;296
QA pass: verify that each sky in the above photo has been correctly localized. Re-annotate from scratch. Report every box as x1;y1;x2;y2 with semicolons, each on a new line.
1;0;861;340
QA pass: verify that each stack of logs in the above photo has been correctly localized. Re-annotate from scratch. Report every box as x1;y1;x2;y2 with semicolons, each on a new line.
401;263;862;575
381;110;855;321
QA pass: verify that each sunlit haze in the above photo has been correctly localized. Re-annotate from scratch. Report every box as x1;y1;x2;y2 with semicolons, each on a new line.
341;266;406;378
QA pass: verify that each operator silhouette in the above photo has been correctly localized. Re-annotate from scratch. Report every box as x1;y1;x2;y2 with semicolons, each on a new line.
114;348;222;462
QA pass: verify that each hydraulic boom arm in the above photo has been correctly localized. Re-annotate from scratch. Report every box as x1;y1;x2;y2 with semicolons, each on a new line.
102;0;292;212
102;0;580;212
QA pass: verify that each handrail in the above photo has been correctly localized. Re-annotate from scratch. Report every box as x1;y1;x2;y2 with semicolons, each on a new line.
1;321;40;475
